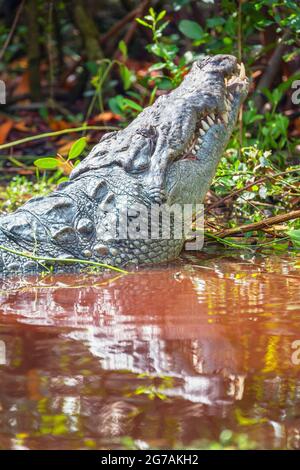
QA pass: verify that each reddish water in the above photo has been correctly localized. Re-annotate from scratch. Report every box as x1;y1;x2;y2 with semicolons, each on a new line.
0;253;299;450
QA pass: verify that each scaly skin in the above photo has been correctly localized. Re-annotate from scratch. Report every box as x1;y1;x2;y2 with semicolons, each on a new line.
0;55;248;273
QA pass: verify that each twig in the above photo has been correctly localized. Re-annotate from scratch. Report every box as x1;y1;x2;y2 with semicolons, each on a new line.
26;0;42;100
0;244;129;274
208;167;300;211
0;125;119;151
47;0;55;102
0;0;26;62
237;0;242;63
215;209;300;238
72;0;103;61
100;7;139;44
254;30;290;111
114;0;150;60
237;0;243;155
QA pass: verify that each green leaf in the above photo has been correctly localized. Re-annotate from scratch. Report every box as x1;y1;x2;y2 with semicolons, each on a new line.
57;176;69;185
207;17;226;28
156;77;173;90
108;95;123;114
287;229;300;247
34;157;59;170
149;7;155;17
149;62;165;71
223;37;233;45
38;106;49;121
68;137;87;160
122;98;143;112
118;40;127;60
135;18;152;29
178;20;203;40
119;64;134;90
157;10;166;21
149;85;158;105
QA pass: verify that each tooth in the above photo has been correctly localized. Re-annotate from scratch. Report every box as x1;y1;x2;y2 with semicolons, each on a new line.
197;139;202;145
199;128;205;136
229;93;234;102
201;120;210;131
195;145;200;150
191;149;196;155
222;113;229;124
210;113;215;120
217;118;222;124
207;116;214;126
239;62;246;79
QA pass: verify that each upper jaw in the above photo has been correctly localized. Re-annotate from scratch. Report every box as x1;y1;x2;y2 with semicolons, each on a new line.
176;61;249;162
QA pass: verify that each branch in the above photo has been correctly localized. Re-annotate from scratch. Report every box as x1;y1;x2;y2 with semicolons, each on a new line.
114;0;150;60
0;244;128;274
207;168;300;211
72;0;103;62
0;0;26;62
215;210;300;238
100;7;139;44
254;30;290;111
26;0;42;100
0;125;119;151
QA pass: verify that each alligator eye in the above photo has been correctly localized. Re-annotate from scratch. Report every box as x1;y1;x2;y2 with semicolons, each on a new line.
126;151;150;174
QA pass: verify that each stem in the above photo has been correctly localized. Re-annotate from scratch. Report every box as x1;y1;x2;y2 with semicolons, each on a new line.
237;0;243;152
85;59;114;121
0;245;129;274
26;0;42;100
0;126;119;151
72;0;103;62
215;209;300;238
208;167;300;211
47;0;55;102
237;0;242;62
0;0;26;62
205;232;290;250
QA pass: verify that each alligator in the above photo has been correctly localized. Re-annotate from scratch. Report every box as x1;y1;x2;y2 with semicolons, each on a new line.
0;54;248;273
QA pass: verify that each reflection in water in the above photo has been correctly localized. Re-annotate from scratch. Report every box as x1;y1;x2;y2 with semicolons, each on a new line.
0;254;299;449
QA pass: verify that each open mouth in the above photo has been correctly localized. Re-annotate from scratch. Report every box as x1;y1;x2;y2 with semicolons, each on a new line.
180;63;247;161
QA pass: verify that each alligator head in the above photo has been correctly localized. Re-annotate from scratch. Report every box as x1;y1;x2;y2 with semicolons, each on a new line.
164;54;249;205
71;54;249;204
0;55;248;273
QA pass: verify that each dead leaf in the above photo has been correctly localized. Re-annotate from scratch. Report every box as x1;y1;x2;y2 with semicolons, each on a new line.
0;120;14;144
91;111;120;122
57;136;90;156
292;117;300;137
57;141;74;155
13;71;30;96
48;118;70;131
57;159;74;175
14;121;32;132
252;70;263;79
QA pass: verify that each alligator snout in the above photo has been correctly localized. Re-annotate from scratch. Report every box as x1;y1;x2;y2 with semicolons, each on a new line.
195;54;238;76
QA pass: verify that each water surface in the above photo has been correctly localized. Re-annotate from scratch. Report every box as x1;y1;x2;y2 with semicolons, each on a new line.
0;253;299;450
